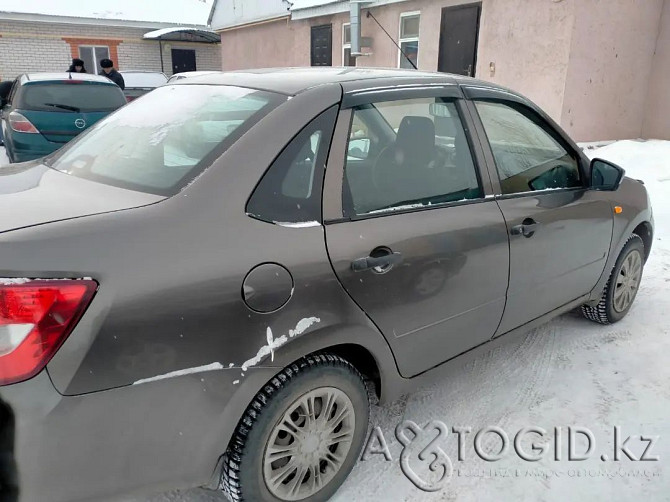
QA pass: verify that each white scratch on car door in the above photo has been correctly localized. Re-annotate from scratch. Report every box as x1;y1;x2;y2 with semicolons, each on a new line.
241;317;321;371
132;362;224;385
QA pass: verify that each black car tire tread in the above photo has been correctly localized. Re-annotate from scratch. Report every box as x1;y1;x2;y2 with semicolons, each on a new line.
221;353;369;502
582;234;644;324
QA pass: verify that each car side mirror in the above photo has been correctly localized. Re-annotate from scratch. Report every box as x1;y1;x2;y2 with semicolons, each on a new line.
590;158;625;191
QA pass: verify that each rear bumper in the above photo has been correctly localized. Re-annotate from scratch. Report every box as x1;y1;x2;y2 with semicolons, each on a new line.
0;366;278;501
6;133;62;163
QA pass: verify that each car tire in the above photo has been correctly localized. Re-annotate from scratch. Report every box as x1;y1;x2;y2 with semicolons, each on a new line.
221;353;370;502
581;234;645;324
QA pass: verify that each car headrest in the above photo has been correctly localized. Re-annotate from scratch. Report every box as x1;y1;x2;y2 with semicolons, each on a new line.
395;116;435;162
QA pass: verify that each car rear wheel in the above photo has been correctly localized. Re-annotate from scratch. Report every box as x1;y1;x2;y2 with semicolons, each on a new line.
221;353;370;502
582;234;645;324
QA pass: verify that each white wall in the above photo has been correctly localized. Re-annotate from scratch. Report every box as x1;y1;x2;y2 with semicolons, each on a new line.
210;0;290;30
476;0;575;122
643;0;670;139
0;20;73;77
561;0;665;141
0;20;222;79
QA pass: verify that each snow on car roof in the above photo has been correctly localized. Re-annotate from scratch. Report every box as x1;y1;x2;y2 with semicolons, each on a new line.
0;0;213;26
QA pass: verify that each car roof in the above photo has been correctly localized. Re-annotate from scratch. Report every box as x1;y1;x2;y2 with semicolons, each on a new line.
120;71;167;75
171;71;220;78
20;73;117;85
170;67;510;96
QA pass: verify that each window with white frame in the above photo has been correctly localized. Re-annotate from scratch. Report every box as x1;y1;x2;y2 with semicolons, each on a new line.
79;46;110;74
342;23;356;66
398;12;420;69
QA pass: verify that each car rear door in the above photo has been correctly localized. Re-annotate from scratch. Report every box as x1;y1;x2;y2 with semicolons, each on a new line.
323;86;510;378
463;87;614;335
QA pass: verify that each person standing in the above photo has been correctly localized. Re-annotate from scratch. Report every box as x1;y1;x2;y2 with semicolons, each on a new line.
0;78;13;146
99;59;125;90
67;58;87;73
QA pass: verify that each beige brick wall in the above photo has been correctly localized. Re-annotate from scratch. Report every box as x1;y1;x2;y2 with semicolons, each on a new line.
0;19;222;79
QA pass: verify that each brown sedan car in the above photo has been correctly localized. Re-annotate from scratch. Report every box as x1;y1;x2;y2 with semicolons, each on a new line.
0;68;653;502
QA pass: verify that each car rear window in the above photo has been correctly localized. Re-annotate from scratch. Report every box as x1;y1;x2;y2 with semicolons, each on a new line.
47;85;286;196
121;72;168;88
20;83;127;112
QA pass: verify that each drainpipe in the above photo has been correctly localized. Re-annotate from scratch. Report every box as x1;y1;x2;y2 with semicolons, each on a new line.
350;0;362;56
159;39;164;73
207;0;219;27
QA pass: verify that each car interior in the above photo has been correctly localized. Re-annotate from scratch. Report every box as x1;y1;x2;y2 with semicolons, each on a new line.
343;99;482;217
474;100;583;194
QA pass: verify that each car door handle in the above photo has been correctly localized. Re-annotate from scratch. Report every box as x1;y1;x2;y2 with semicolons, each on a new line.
351;251;403;272
510;218;539;238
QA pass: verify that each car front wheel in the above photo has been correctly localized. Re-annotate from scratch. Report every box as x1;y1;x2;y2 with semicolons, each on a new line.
582;234;645;324
222;353;370;502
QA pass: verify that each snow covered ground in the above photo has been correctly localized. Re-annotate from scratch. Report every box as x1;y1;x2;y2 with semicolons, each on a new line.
2;140;668;501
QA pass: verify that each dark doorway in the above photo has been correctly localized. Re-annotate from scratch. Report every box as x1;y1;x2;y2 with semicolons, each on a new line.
172;49;196;74
311;24;332;66
438;3;481;76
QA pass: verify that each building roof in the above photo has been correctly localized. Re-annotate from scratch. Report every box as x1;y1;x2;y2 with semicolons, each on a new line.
143;27;221;43
290;0;341;9
0;0;214;27
171;66;501;95
289;0;408;20
210;0;409;31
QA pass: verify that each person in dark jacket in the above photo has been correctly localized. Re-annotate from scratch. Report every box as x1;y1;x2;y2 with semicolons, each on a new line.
66;58;87;73
99;59;125;90
0;79;13;146
0;400;19;502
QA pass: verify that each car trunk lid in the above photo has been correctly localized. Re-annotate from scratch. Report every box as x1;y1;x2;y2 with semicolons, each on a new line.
17;80;126;142
20;109;109;143
0;161;164;234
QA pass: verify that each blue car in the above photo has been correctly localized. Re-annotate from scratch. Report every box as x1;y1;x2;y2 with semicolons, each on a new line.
0;73;126;163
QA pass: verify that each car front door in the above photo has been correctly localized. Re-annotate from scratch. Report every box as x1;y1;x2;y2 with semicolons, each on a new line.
465;88;614;335
323;88;510;377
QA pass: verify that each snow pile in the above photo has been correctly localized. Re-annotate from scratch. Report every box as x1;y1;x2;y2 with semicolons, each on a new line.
583;139;670;229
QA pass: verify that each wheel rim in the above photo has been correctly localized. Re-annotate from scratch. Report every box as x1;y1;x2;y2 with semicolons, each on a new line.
613;249;642;313
263;387;355;501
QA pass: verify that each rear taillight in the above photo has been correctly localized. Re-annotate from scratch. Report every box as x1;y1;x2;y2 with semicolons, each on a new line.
8;111;39;134
0;279;97;385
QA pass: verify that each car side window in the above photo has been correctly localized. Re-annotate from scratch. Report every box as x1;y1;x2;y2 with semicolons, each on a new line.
247;105;338;225
474;100;582;195
343;97;482;217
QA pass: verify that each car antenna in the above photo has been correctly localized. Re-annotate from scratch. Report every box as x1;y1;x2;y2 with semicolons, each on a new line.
366;10;418;70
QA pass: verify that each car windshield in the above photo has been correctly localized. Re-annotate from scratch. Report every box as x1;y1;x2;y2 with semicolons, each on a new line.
121;72;168;88
20;83;127;112
47;84;285;196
